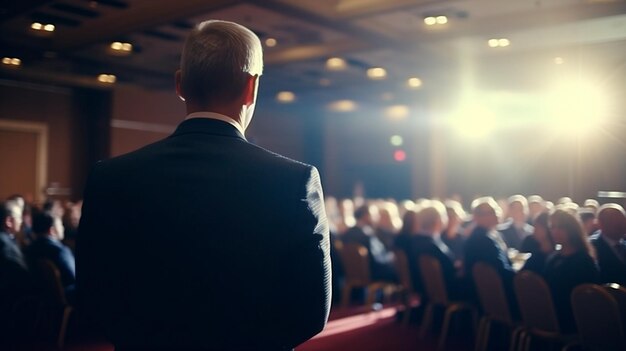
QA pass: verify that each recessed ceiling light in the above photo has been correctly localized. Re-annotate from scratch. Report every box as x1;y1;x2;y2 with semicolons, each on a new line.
276;91;295;103
2;57;21;66
407;77;422;89
554;57;564;65
31;22;55;33
109;41;133;56
328;100;357;112
487;38;510;48
424;17;437;26
326;57;347;70
436;16;448;25
265;38;277;47
110;41;132;52
97;74;116;84
367;67;387;80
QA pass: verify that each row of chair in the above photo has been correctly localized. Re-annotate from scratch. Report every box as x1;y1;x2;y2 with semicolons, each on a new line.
334;241;626;351
11;260;73;349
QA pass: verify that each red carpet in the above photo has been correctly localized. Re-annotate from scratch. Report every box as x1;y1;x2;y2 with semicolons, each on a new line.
16;305;472;351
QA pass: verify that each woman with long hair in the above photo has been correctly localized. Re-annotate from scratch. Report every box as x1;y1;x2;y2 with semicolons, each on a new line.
521;212;555;273
544;209;600;332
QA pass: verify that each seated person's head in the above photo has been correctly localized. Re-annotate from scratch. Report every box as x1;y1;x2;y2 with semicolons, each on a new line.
583;199;600;214
1;201;23;234
578;210;597;236
533;212;555;254
444;200;465;230
420;200;448;235
354;204;377;227
597;204;626;241
507;195;528;224
471;197;501;230
32;211;64;241
549;209;591;254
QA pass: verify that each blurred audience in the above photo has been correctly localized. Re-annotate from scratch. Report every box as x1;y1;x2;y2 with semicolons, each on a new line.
590;204;626;285
464;197;517;314
24;211;76;299
520;212;555;274
527;195;546;223
342;204;397;282
375;201;402;249
442;200;467;260
579;209;597;236
545;209;601;333
497;195;534;250
411;201;462;299
395;207;422;292
0;201;31;340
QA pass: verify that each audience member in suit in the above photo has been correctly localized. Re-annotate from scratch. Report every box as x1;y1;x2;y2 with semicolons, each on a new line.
521;212;555;274
0;202;31;348
78;20;331;351
412;201;462;300
579;210;598;236
442;200;467;261
343;204;397;283
464;197;517;314
544;209;601;333
464;197;514;278
527;195;545;224
394;207;422;292
25;211;76;299
497;195;534;251
590;204;626;285
375;202;401;250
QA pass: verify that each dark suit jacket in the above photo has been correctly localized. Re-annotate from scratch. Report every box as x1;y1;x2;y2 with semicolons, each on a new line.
464;226;514;278
77;118;331;350
590;232;626;285
544;251;600;332
342;226;396;282
411;235;461;299
497;219;533;251
25;237;76;289
464;226;517;314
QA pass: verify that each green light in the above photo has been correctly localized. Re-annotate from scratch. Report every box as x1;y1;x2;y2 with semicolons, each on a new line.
390;135;403;146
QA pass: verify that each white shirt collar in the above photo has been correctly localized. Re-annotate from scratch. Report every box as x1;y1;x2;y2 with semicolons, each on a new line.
185;111;245;136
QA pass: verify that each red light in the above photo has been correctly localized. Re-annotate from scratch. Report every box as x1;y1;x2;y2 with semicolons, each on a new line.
394;150;406;162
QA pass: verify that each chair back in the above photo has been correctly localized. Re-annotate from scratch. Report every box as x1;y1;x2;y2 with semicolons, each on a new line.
338;243;371;285
419;255;449;305
37;260;68;306
604;283;626;336
514;270;560;332
472;262;512;323
393;250;413;293
571;284;626;350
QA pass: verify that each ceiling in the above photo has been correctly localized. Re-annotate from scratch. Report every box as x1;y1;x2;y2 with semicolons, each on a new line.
1;0;626;106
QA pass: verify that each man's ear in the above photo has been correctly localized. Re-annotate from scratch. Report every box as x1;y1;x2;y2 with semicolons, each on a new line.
175;70;185;102
243;74;259;106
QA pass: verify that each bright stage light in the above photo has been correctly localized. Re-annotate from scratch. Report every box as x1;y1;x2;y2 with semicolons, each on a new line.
451;101;497;139
547;80;607;136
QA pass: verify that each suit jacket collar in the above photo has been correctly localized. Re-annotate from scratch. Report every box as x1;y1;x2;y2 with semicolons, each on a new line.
170;117;246;141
